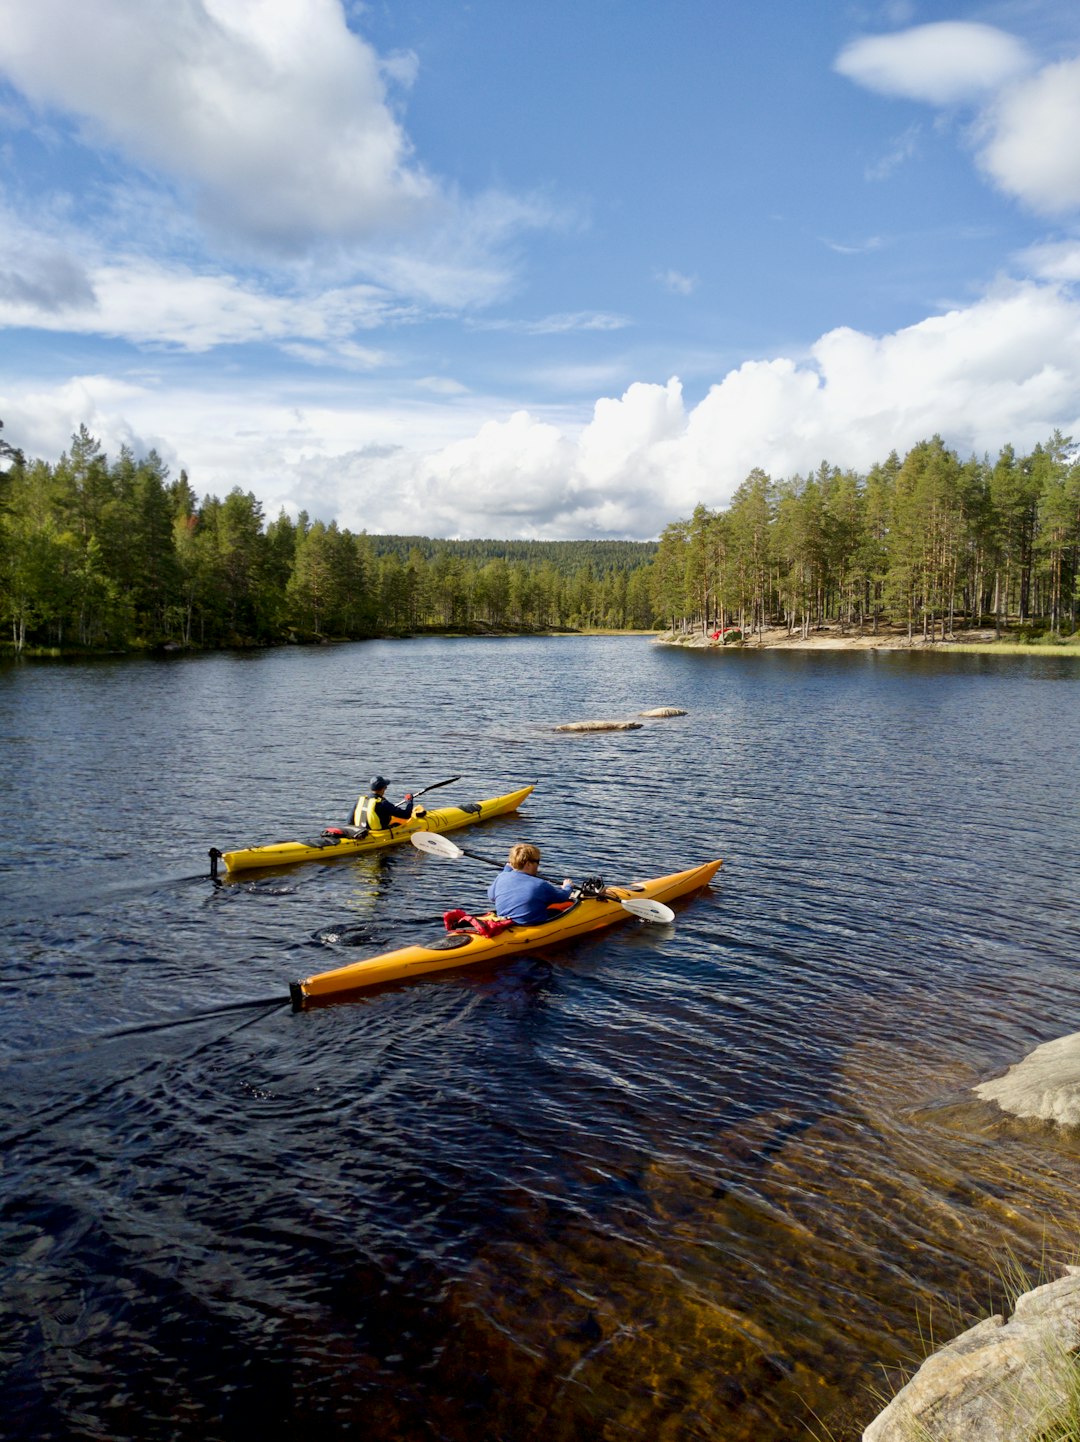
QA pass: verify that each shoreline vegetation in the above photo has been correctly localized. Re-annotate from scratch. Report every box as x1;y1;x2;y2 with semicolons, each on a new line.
0;622;662;661
6;621;1080;661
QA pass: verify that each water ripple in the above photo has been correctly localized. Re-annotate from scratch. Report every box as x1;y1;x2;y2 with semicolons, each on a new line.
3;639;1079;1440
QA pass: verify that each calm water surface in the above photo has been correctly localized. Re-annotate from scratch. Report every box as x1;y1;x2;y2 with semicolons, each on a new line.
2;636;1080;1440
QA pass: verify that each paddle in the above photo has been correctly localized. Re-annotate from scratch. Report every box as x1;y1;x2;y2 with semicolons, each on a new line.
410;831;676;924
411;775;461;798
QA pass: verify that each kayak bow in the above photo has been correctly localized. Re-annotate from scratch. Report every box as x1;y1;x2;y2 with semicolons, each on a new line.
214;784;535;875
290;858;722;1007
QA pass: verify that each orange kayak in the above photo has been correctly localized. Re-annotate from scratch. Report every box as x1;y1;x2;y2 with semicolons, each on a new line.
290;859;722;1008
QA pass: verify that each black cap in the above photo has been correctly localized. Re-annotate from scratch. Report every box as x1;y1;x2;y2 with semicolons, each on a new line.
370;775;389;791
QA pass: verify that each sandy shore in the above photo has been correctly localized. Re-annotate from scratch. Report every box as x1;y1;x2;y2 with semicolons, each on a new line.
655;625;1078;654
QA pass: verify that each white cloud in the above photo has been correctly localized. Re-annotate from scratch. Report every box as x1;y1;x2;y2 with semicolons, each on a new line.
0;0;434;253
1020;239;1080;283
319;284;1080;535
577;380;685;487
864;124;921;181
835;22;1033;105
526;360;639;395
836;25;1080;220
0;1;572;345
822;235;883;255
977;57;1080;214
6;277;1080;540
414;376;470;396
657;269;698;296
279;340;391;370
471;311;629;335
0;237;412;352
0;374;164;467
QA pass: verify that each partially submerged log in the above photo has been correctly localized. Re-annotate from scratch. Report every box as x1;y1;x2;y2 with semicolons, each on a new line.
553;720;643;732
639;707;687;717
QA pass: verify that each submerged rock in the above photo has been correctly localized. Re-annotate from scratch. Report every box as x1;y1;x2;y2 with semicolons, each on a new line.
974;1031;1080;1125
864;1269;1080;1441
553;720;643;732
639;707;688;717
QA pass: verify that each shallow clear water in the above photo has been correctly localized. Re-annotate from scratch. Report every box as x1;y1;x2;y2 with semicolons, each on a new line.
2;636;1080;1440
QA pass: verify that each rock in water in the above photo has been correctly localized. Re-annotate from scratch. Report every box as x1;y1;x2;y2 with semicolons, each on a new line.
639;707;688;717
973;1031;1080;1125
863;1269;1080;1441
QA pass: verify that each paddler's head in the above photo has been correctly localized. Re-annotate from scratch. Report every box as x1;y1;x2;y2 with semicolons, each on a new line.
369;775;389;795
508;842;541;873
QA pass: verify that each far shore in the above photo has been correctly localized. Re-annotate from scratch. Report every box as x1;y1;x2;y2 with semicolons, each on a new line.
655;624;1080;656
7;624;1079;661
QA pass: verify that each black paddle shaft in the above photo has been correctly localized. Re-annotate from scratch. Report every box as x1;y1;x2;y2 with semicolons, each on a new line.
413;775;461;797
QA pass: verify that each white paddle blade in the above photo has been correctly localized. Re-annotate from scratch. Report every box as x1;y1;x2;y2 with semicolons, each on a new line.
620;898;675;924
410;831;465;859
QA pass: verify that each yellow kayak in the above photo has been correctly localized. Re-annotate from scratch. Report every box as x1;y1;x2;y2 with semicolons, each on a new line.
213;784;535;875
291;858;722;1007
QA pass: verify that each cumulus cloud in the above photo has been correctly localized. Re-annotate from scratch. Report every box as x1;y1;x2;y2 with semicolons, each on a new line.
238;280;1080;528
6;278;1079;540
977;57;1080;214
834;22;1033;104
0;0;433;252
0;374;165;468
301;282;1080;536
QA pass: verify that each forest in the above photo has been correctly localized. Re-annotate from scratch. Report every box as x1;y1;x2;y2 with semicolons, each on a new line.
1;420;1078;654
0;425;657;652
655;432;1080;641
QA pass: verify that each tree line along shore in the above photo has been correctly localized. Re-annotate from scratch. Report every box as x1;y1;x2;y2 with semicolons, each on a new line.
0;425;658;653
1;422;1077;655
654;432;1079;646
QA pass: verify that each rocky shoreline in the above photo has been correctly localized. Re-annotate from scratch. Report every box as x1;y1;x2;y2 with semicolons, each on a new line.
863;1033;1080;1439
864;1269;1080;1441
655;625;1079;654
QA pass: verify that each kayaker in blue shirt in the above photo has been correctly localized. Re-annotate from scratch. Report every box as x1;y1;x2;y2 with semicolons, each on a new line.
487;842;576;925
352;776;425;832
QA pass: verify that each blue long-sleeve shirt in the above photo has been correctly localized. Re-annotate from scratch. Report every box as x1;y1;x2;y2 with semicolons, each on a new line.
487;865;574;925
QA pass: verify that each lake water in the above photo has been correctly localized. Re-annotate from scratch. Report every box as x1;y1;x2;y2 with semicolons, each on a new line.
3;635;1080;1441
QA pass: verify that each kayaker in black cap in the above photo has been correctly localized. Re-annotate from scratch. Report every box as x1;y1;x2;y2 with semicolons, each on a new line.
351;776;424;833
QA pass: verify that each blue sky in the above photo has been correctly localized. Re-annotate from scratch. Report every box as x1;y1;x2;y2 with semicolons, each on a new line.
2;0;1080;539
